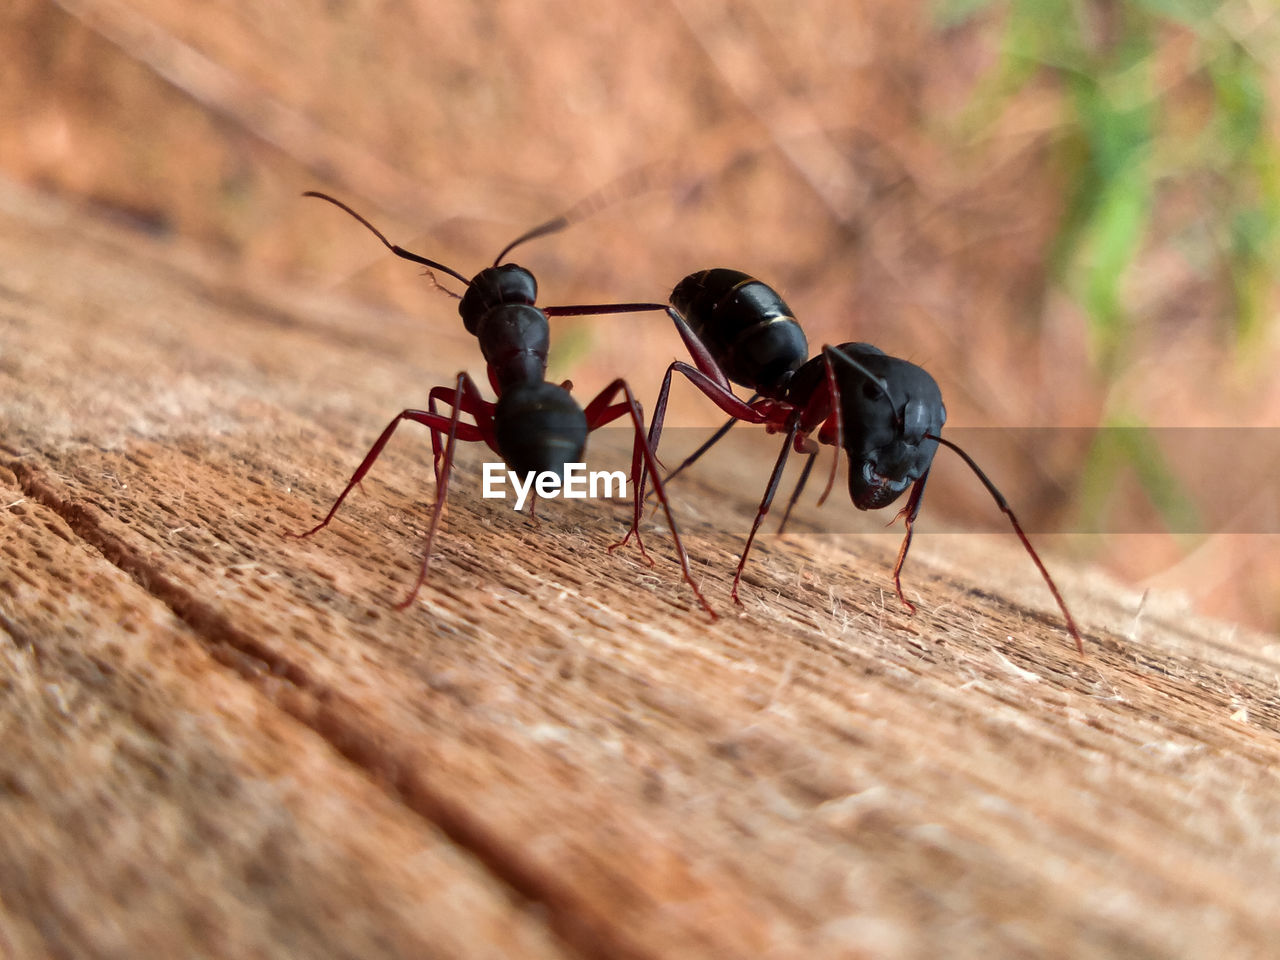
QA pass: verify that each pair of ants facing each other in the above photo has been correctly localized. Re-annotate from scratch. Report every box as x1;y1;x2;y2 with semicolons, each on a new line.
292;191;1083;655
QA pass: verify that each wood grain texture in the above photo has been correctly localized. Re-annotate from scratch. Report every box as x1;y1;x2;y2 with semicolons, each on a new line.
3;178;1279;960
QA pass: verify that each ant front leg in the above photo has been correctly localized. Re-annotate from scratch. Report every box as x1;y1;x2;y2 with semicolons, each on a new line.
627;305;751;512
889;472;930;614
426;381;496;487
776;446;819;535
635;358;766;512
582;378;716;620
289;372;501;612
396;372;513;610
288;401;484;540
730;419;804;605
640;356;816;608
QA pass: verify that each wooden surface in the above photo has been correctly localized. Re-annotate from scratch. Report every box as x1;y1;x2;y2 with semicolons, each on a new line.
3;177;1280;960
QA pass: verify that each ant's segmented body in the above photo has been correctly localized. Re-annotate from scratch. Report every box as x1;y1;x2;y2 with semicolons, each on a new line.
292;192;712;617
634;268;1083;652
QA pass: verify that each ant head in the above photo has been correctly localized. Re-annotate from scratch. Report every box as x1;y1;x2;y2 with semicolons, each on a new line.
494;381;588;479
455;212;572;333
458;264;538;335
828;344;945;511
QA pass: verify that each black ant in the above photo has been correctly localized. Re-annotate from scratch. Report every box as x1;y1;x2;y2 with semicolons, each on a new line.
626;268;1083;653
291;192;713;617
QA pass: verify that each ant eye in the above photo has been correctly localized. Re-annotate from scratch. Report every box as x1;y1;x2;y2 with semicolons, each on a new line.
862;381;881;401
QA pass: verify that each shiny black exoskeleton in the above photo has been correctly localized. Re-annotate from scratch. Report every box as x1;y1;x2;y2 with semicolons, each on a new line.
291;192;712;616
670;269;809;396
640;267;1081;652
828;344;943;511
667;270;945;514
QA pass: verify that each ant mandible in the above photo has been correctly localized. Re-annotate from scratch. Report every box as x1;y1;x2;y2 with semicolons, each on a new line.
627;268;1084;653
291;192;714;618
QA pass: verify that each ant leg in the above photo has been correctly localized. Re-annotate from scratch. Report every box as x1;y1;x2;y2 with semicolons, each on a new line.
569;387;657;564
777;447;819;534
425;386;460;486
665;307;737;391
643;409;748;504
289;406;482;539
755;348;842;528
813;349;847;507
619;360;763;561
542;301;669;318
426;383;495;487
583;379;717;619
636;360;766;508
586;389;667;566
731;420;802;604
663;415;739;486
397;373;490;610
626;306;758;522
548;305;745;519
889;473;930;614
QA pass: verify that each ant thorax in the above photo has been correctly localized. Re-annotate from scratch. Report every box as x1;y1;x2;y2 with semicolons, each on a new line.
458;264;538;334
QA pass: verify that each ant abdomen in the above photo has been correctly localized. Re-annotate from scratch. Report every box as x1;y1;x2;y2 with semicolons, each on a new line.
671;269;807;396
494;382;588;479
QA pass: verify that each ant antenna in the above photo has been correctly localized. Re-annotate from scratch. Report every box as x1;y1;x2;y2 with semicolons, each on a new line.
493;161;674;267
929;434;1084;655
492;216;570;267
304;192;473;288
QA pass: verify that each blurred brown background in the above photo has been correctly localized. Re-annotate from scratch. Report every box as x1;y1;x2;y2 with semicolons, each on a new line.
4;0;1278;633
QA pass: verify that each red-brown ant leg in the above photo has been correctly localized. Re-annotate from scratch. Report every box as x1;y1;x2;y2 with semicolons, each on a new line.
592;393;656;567
626;358;768;547
396;374;477;610
288;404;483;540
731;420;801;605
814;349;846;508
889;473;929;615
426;383;492;487
776;446;819;535
771;353;841;534
584;378;717;619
